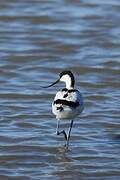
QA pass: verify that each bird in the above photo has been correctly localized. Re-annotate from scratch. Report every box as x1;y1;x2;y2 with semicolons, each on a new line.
43;71;84;147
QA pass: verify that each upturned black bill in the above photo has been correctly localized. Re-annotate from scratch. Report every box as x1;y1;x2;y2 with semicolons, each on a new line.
42;79;59;88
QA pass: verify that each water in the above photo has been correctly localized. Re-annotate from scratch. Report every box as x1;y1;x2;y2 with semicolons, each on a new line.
0;0;120;179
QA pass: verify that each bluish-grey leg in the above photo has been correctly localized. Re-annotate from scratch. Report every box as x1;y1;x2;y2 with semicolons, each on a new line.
66;120;74;147
56;119;67;140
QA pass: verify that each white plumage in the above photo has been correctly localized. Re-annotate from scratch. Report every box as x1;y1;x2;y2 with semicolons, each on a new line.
43;71;84;147
52;89;84;119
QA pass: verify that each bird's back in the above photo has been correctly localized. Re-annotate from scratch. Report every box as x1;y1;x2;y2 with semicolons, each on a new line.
52;88;84;119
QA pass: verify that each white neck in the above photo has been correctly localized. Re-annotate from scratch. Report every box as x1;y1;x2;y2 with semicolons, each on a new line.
65;78;73;89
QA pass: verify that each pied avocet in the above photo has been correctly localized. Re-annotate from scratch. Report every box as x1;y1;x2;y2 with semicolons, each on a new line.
43;71;84;147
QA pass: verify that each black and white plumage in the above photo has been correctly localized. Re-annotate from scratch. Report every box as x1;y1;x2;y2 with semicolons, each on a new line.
52;88;83;120
43;71;84;147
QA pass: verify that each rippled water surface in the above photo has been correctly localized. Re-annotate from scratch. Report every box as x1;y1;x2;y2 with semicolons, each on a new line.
0;0;120;179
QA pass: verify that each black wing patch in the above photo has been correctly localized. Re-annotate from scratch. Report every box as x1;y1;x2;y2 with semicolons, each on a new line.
62;88;68;92
68;89;78;93
63;93;68;98
62;89;78;98
54;99;79;108
56;106;64;112
62;88;78;93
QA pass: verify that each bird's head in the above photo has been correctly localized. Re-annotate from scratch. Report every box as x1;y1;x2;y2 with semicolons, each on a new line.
43;71;75;89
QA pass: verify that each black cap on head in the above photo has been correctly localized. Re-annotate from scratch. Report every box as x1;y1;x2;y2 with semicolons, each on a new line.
41;70;75;89
59;71;73;78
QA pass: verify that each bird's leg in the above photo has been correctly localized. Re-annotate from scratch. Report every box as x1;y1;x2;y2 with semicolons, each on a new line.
56;119;67;140
56;119;60;135
66;120;74;147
